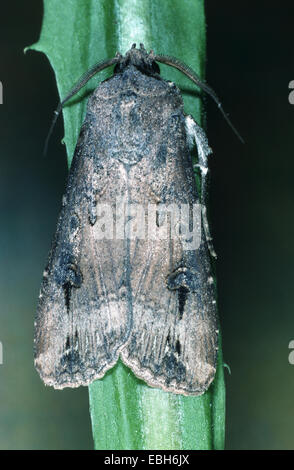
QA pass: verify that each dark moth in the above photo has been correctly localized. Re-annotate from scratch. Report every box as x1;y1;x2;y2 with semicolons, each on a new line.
35;44;222;395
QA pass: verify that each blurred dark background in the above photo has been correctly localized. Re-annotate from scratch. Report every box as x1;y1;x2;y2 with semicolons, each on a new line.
1;1;294;449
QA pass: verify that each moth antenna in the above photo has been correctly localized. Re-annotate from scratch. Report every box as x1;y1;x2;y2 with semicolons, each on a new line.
44;55;121;156
154;54;244;144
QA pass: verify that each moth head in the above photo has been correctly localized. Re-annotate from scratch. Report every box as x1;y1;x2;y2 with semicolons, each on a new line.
114;43;160;76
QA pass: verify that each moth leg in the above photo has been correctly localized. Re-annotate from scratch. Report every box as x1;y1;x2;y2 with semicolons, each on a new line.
185;115;217;258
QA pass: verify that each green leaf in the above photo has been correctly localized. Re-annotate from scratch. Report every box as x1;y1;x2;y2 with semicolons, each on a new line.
30;0;225;450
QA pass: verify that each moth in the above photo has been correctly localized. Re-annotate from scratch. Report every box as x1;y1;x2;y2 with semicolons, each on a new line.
35;44;240;395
